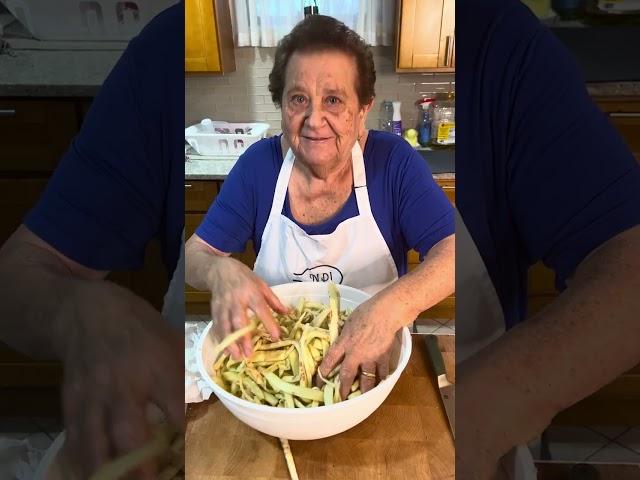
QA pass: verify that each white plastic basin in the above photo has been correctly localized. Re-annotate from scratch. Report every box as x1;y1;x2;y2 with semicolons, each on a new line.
196;282;412;440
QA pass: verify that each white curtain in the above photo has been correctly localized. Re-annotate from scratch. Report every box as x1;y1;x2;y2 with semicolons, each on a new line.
230;0;395;47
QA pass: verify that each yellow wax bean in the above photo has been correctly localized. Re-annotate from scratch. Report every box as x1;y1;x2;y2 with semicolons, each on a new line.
264;372;324;402
211;320;257;361
323;383;334;406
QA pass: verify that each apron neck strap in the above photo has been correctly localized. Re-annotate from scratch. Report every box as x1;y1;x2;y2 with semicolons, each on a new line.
351;139;373;217
268;146;296;220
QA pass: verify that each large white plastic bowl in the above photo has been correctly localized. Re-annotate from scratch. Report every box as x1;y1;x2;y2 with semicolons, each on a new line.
196;282;412;440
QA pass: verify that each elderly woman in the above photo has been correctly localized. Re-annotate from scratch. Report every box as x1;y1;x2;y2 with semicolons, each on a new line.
185;15;455;399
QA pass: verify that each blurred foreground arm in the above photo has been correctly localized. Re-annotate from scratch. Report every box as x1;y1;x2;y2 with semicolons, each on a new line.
458;225;640;479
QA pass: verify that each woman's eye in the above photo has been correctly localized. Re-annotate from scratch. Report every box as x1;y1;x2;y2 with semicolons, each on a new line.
292;95;306;105
326;96;341;106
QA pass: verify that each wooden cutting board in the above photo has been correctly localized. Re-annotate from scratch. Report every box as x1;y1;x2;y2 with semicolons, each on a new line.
185;335;455;480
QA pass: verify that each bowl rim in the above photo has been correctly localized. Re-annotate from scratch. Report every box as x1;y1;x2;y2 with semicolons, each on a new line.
196;283;413;414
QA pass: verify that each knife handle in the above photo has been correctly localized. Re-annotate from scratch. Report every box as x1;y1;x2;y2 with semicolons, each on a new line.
425;334;446;377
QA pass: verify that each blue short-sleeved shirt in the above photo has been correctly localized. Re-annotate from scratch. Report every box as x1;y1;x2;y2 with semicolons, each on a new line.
196;131;455;276
24;4;184;278
457;0;640;328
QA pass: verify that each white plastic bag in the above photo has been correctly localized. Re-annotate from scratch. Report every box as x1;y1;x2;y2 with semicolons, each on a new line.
0;436;47;480
185;321;213;403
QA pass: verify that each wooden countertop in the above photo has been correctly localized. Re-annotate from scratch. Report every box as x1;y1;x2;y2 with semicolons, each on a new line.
185;334;455;480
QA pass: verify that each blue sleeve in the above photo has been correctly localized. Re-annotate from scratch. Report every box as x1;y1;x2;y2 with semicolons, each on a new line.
195;152;257;253
23;35;167;271
395;145;455;261
506;10;640;288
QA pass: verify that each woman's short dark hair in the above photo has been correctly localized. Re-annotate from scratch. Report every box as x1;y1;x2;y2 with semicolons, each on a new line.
269;15;376;108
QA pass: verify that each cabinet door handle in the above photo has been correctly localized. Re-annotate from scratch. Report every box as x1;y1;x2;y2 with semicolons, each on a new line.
0;108;16;117
185;184;192;189
444;36;451;67
444;35;454;67
609;112;640;118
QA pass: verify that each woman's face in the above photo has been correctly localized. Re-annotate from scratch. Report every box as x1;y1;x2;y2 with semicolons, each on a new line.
281;50;372;171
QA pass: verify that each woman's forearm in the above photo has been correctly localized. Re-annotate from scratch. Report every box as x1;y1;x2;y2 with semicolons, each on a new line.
0;230;74;359
375;234;456;329
461;225;640;453
184;234;231;291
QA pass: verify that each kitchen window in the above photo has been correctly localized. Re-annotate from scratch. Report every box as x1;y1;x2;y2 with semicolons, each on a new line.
230;0;395;46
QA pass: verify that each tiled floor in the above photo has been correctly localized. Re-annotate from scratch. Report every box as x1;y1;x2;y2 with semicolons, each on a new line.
529;426;640;464
413;317;455;335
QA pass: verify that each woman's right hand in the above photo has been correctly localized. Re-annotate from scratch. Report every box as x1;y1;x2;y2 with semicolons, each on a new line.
56;279;183;479
206;256;288;359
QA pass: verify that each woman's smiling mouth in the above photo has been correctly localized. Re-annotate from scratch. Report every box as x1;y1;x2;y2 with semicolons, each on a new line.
302;135;333;143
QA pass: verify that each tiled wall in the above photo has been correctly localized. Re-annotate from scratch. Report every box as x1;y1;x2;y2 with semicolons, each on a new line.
185;47;454;136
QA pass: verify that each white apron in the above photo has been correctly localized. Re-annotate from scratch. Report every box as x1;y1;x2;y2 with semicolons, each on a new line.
456;209;537;479
253;141;399;295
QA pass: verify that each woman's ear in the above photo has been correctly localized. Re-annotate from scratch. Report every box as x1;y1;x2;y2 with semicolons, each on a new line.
361;98;374;118
358;99;374;138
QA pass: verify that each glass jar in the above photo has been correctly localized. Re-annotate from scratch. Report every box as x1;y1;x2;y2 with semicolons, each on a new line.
430;94;455;147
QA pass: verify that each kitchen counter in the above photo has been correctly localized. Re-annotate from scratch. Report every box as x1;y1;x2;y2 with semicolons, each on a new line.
185;335;455;480
586;82;640;96
185;158;237;180
0;44;122;97
185;157;456;181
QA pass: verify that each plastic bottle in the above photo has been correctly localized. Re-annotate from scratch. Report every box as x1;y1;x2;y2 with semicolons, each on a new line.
416;97;435;147
392;101;402;136
379;100;394;132
430;94;455;148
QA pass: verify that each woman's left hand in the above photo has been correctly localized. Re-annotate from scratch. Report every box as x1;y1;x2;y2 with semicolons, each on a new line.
316;295;406;399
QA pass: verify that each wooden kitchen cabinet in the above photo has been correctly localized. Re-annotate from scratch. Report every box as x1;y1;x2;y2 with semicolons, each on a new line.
185;212;210;313
0;96;169;414
0;179;48;244
594;96;640;162
185;0;235;73
185;180;227;314
0;99;79;173
396;0;455;72
185;179;219;212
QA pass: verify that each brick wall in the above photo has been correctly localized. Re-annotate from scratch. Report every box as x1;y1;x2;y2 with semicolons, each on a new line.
185;46;454;136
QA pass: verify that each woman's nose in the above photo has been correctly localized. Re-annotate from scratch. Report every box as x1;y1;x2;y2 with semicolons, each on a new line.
305;103;325;129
